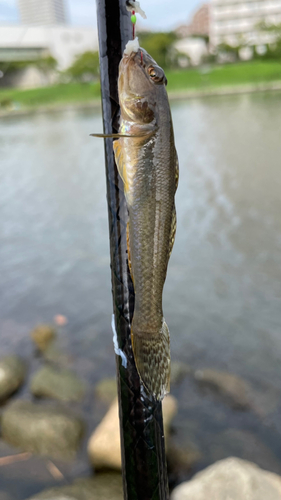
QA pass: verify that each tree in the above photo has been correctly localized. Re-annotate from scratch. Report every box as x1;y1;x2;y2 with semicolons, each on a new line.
138;32;178;69
217;42;240;62
36;56;57;72
66;51;99;82
254;22;281;60
0;55;57;77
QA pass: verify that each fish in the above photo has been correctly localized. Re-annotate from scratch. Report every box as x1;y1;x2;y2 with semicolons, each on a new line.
92;40;178;400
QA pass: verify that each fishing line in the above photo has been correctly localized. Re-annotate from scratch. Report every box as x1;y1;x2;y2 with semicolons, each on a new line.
132;10;136;39
126;0;146;40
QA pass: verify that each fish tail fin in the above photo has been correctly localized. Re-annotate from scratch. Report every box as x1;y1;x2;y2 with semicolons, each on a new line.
131;319;170;400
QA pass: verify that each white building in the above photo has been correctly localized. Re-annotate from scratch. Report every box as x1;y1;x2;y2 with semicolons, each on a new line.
18;0;67;25
210;0;281;48
174;38;208;66
0;25;98;70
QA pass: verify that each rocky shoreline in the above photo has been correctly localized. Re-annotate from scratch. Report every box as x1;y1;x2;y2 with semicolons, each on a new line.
0;324;280;500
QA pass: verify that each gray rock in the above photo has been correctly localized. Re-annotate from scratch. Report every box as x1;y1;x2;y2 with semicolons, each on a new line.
171;457;281;500
25;473;123;500
194;368;252;409
43;342;72;367
0;492;12;500
31;366;85;402
170;361;192;386
250;383;280;419
30;325;56;352
0;356;26;401
95;378;117;405
167;440;202;474
1;400;83;459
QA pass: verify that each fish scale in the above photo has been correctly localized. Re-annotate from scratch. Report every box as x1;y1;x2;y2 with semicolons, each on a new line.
113;45;178;400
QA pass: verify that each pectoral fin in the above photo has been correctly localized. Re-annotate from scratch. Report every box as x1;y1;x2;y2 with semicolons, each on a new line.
90;133;143;138
90;133;125;138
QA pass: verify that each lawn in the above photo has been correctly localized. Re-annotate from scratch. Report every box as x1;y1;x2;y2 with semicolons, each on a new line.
1;61;281;111
166;60;281;92
0;82;101;109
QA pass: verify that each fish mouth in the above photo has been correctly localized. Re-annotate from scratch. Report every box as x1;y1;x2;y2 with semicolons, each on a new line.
121;48;141;66
120;49;146;81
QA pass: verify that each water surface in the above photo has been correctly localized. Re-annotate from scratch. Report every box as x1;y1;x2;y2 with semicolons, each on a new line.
0;92;281;497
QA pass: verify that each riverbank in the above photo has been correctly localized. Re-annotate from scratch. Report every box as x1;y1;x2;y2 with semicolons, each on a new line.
1;323;281;500
1;81;281;118
1;60;281;117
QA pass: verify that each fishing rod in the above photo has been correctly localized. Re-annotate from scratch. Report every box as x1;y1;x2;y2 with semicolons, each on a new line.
95;0;169;498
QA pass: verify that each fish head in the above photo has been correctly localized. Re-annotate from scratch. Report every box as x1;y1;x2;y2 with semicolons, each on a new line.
118;47;167;125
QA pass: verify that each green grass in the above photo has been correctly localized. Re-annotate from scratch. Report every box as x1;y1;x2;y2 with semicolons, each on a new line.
0;81;101;109
166;60;281;92
1;61;281;111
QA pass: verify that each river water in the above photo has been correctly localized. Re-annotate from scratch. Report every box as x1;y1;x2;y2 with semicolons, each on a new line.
0;92;281;497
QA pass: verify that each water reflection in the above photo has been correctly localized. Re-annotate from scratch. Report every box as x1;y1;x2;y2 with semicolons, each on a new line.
168;94;281;383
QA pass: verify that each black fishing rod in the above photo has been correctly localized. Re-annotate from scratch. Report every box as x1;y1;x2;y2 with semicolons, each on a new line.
95;1;169;499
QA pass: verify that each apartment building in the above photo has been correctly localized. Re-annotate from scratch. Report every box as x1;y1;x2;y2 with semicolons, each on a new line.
176;4;210;38
210;0;281;47
18;0;67;25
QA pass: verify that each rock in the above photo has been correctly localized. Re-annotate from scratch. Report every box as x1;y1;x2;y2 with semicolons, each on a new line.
54;314;68;327
170;457;281;500
162;394;178;439
43;341;72;366
31;366;85;402
25;473;123;500
250;383;280;419
1;400;83;459
88;395;177;470
87;398;121;470
167;440;202;476
194;368;252;409
30;325;56;352
170;361;192;386
0;356;26;402
0;493;12;500
95;378;117;405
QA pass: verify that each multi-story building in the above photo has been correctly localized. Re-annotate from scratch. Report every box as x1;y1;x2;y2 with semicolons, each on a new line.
210;0;281;48
189;3;210;36
176;4;210;38
18;0;67;25
0;25;98;70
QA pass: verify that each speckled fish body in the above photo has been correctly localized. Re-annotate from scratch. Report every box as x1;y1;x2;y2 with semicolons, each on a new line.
113;47;178;400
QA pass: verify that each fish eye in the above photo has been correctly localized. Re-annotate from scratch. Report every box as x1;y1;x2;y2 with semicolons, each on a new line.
148;67;156;78
148;65;167;85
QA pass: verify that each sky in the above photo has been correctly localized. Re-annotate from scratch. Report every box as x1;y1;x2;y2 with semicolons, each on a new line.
0;0;205;30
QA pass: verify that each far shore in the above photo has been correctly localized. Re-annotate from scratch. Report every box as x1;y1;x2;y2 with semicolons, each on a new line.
1;80;281;119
